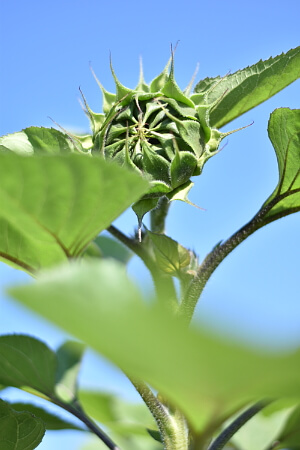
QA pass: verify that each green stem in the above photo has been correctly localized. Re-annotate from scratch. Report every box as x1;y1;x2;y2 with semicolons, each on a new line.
178;206;269;324
107;225;178;309
50;396;120;450
207;400;271;450
150;196;170;234
126;376;189;449
127;377;170;443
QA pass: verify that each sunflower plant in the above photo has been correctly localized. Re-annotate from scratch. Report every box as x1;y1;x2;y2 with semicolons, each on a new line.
0;46;299;450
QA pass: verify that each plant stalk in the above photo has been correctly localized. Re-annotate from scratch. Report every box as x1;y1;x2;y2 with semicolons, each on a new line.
178;205;270;324
50;396;120;450
127;376;189;449
207;400;271;450
179;188;300;324
150;196;170;234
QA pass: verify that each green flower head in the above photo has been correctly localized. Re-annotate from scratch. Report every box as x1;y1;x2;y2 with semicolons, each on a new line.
76;53;236;223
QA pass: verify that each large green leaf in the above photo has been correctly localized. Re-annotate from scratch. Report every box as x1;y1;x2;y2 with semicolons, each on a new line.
0;399;45;450
9;260;300;432
0;152;148;273
261;108;300;223
194;47;300;128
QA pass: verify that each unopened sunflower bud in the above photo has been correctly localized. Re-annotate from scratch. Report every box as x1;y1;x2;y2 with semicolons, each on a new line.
77;54;241;222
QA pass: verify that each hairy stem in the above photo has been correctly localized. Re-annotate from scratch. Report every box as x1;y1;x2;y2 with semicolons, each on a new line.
207;400;271;450
126;376;189;449
127;377;170;441
178;205;271;324
179;188;300;324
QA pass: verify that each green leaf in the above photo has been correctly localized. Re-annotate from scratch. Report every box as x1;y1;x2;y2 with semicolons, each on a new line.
9;259;300;433
147;429;163;443
55;340;85;403
79;391;116;425
0;399;45;450
194;47;300;128
79;390;156;436
132;197;159;228
0;335;86;408
0;152;149;273
260;108;300;223
82;433;163;450
147;230;190;275
0;127;79;155
25;127;79;154
274;404;300;449
231;403;293;450
89;235;132;264
8;402;83;431
0;335;56;396
0;131;34;155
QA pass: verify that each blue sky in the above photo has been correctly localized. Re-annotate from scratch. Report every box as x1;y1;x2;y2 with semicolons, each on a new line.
0;0;299;448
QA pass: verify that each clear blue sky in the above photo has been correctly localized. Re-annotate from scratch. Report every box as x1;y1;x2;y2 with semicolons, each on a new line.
0;0;299;448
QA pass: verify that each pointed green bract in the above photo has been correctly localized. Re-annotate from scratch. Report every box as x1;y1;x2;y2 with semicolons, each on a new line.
132;198;159;226
0;152;149;273
194;46;300;128
110;59;133;104
150;58;171;93
0;400;45;450
141;141;171;186
135;58;150;93
261;108;300;223
161;69;194;108
167;180;200;209
9;259;300;432
170;150;198;188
